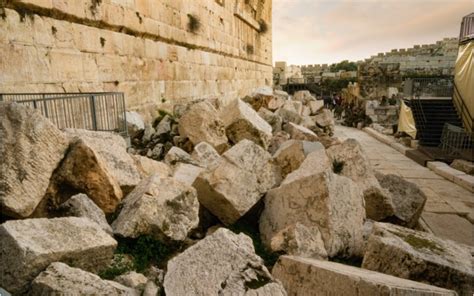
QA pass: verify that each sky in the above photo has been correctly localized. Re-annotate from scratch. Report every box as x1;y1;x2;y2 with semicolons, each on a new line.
272;0;473;65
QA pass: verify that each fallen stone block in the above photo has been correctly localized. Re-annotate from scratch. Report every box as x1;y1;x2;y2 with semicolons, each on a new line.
0;102;69;218
267;96;286;111
221;99;273;148
268;131;291;154
362;222;474;295
273;256;457;296
31;262;137;295
125;111;145;138
112;174;199;242
327;139;395;222
0;217;117;294
270;223;328;259
260;170;365;257
285;122;319;141
114;271;149;291
193;139;281;225
164;146;199;167
50;139;123;214
273;140;323;178
308;100;324;115
282;145;330;185
313;109;335;128
65;129;141;193
132;155;171;178
450;159;474;175
178;101;228;153
172;163;204;186
191;142;221;169
164;228;286;295
276;106;303;125
58;193;113;235
258;107;283;133
375;173;427;228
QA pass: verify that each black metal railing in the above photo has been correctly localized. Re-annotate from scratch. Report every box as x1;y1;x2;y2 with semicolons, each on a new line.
410;77;454;98
0;92;128;137
440;123;474;158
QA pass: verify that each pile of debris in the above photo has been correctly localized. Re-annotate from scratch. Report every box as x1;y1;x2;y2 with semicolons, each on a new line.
0;93;472;295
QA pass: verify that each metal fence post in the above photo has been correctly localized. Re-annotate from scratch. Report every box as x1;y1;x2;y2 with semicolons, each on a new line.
90;95;98;131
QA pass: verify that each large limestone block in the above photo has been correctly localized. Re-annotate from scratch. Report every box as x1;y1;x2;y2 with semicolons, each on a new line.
0;102;69;218
282;145;330;185
314;109;335;128
285;122;318;141
221;99;273;148
258;107;283;133
327;139;394;222
276;102;303;124
308;100;324;115
132;155;171;178
31;262;138;295
58;193;113;235
0;217;117;294
191;141;221;169
273;256;457;296
375;173;427;228
260;170;365;257
178;101;228;152
125;111;145;138
52;139;123;214
65;129;141;192
270;223;328;259
164;228;286;296
193;140;281;225
273;140;323;178
112;174;199;242
363;223;474;295
172;163;204;186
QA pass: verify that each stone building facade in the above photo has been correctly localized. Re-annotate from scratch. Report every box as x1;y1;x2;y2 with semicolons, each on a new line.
0;0;273;116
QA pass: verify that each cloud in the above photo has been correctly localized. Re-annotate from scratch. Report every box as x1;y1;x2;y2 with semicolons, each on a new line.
273;0;472;65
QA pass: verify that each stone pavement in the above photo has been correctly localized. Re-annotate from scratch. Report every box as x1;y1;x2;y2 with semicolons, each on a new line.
335;126;474;247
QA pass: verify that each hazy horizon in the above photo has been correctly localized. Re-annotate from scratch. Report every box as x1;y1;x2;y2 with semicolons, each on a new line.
272;0;472;66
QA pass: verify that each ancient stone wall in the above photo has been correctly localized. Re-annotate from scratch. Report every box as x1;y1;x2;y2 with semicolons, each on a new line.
0;0;273;117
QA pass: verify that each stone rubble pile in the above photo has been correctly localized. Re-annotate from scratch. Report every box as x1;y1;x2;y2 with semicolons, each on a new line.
0;93;472;295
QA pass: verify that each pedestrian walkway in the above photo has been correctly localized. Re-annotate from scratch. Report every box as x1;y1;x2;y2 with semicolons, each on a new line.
335;125;473;247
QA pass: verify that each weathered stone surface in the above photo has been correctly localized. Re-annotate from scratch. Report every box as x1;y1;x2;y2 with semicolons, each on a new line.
164;146;199;167
273;140;306;178
132;155;171;178
0;217;117;294
164;228;286;296
314;109;335;128
193;140;281;225
178;101;228;152
258;107;283;133
267;96;286;111
222;99;273;148
112;174;199;241
276;105;303;124
376;173;427;228
260;170;365;257
191;141;221;169
362;222;474;295
114;271;149;291
293;90;315;104
270;223;328;260
52;139;123;214
31;262;138;295
308;100;324;115
282;145;329;185
0;102;69;218
273;256;457;296
327;139;394;222
125;111;145;138
268;131;291;154
58;193;113;235
172;163;204;186
451;159;474;175
285;122;318;141
65;129;141;192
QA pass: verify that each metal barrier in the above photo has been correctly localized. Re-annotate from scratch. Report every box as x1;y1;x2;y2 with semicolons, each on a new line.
408;77;454;98
0;92;128;137
440;123;474;158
